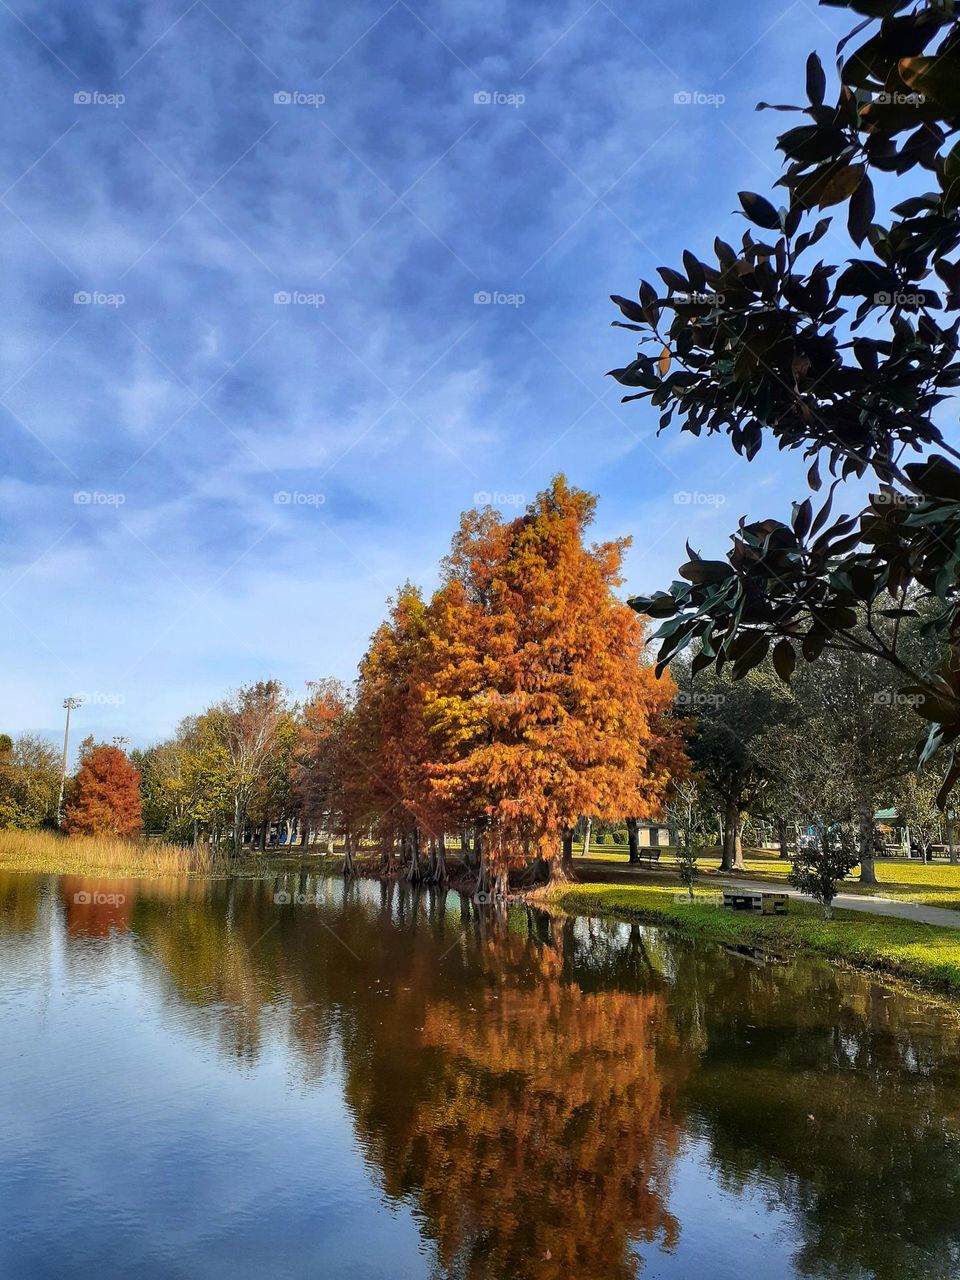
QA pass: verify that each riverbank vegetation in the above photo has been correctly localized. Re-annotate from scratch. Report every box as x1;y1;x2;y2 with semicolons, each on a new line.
549;882;960;998
0;829;224;878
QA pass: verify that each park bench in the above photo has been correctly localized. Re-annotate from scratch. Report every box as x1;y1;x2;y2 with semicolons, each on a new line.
723;891;789;915
761;893;789;916
638;849;661;869
723;891;762;912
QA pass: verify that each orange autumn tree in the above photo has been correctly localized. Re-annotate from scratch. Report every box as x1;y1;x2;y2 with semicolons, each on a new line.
63;739;142;837
419;477;685;895
354;583;455;881
290;678;349;844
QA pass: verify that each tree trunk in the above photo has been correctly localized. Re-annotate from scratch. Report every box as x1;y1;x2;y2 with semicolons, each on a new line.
626;817;640;865
776;816;790;860
258;821;268;852
300;822;308;848
475;842;493;902
948;811;957;865
857;795;878;885
343;831;356;878
721;799;744;871
562;827;574;871
582;817;592;860
462;825;480;872
406;829;423;883
823;901;833;920
232;799;246;856
432;834;448;884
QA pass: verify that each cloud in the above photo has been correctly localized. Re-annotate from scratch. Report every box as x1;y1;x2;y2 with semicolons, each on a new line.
2;0;854;738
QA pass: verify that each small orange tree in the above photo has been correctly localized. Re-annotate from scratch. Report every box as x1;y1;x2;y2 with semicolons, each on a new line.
355;583;458;879
63;740;142;837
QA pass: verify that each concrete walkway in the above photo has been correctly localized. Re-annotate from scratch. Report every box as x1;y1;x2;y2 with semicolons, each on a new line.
716;876;960;929
574;860;960;929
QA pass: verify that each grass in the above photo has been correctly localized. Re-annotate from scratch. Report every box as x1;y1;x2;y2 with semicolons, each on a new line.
548;880;960;998
0;829;228;878
577;846;960;910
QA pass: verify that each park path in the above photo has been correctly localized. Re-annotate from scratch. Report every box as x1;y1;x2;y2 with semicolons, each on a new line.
574;859;960;929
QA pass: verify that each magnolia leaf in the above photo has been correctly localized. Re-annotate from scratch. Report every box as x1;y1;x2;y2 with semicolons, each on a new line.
738;191;781;229
773;638;796;683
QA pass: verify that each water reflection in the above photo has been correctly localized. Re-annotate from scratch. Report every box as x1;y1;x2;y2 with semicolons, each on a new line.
0;869;959;1279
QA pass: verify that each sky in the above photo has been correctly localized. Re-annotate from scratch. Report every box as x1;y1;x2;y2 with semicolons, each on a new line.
1;0;855;750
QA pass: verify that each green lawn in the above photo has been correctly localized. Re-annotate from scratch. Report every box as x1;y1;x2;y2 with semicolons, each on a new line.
549;881;960;998
577;847;960;911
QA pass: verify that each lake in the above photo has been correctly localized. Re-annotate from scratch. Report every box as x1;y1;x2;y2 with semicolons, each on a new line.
1;869;959;1279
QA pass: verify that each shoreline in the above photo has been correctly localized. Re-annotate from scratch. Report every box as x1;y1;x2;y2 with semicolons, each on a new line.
541;881;960;1001
6;840;960;1001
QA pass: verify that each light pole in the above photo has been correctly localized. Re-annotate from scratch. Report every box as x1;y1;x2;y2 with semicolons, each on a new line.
57;697;82;826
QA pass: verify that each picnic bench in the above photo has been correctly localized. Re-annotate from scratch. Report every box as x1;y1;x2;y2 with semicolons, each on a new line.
723;891;788;915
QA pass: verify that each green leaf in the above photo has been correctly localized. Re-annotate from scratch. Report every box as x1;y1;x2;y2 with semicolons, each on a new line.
738;191;781;230
900;55;960;113
944;139;960;211
792;498;813;540
772;638;796;683
904;455;960;502
610;294;646;324
678;560;735;586
847;173;875;245
818;163;865;209
806;52;826;107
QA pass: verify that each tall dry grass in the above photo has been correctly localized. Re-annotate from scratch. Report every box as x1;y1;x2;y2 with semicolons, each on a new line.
0;828;228;878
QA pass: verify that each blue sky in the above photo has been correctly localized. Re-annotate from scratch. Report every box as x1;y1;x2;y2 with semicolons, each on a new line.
1;0;853;749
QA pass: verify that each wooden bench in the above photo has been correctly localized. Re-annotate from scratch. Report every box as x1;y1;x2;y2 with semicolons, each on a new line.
723;890;762;912
638;849;661;868
723;891;788;915
761;893;789;916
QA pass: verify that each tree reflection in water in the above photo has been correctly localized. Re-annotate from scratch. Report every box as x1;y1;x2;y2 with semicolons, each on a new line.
13;870;960;1279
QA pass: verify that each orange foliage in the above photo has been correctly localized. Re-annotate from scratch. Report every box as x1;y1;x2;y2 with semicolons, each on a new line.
416;476;686;878
63;742;142;837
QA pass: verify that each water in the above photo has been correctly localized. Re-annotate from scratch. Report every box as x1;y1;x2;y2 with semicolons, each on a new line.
0;870;959;1280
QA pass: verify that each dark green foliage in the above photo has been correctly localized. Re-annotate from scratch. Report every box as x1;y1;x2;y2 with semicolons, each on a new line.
790;828;861;917
611;0;960;805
